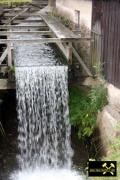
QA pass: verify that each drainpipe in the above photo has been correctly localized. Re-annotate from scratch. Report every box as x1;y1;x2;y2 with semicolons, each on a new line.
48;0;56;7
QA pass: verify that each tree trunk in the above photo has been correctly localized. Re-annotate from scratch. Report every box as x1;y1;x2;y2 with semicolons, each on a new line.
48;0;56;7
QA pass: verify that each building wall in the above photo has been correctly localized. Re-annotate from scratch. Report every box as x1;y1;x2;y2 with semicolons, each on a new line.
56;0;92;29
92;0;120;88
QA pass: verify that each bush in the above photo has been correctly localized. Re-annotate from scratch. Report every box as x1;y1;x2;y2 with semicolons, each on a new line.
69;84;107;139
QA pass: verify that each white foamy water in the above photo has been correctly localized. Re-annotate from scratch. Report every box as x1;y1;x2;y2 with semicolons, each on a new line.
9;17;84;180
15;66;73;169
11;168;83;180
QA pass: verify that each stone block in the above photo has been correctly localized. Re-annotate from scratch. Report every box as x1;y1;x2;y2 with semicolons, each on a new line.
107;84;120;111
96;105;120;155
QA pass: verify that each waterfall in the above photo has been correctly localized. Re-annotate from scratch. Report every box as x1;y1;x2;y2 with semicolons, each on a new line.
15;66;73;170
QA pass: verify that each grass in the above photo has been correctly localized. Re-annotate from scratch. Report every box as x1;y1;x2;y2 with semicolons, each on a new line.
0;0;31;4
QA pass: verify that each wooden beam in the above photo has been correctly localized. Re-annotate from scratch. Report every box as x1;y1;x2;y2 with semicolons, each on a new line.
7;44;12;67
0;48;8;65
0;37;87;44
40;11;78;39
56;42;70;60
1;19;43;24
0;25;48;29
7;8;29;25
3;12;39;17
72;46;93;76
56;42;72;63
0;31;52;36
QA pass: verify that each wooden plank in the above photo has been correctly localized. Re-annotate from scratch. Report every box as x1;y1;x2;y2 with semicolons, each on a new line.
1;19;43;24
7;45;12;67
56;42;70;60
0;48;8;65
40;11;78;39
7;8;29;25
3;12;39;17
0;24;47;29
0;31;52;36
72;46;93;76
0;37;91;44
0;38;77;44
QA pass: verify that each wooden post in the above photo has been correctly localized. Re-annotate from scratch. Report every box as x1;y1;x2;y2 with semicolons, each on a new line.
67;42;72;64
7;29;13;67
48;0;56;7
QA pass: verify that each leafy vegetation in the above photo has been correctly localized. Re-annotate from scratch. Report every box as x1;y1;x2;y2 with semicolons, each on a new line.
0;0;31;5
48;11;73;29
69;84;107;139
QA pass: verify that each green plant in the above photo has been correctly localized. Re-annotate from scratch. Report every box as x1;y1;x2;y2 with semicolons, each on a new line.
0;0;31;5
48;11;73;29
69;84;107;139
8;66;15;73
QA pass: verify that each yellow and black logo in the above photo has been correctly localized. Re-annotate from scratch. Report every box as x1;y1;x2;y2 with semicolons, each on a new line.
88;161;117;177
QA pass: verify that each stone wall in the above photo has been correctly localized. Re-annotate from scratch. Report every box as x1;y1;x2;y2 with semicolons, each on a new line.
56;0;92;29
97;84;120;155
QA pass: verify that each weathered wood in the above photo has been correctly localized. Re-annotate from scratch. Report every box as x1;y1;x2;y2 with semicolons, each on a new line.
40;11;78;39
7;29;13;67
0;38;83;44
56;42;70;60
0;25;48;30
3;12;39;17
72;46;93;76
7;45;12;67
0;48;8;65
1;19;43;24
7;8;29;25
57;41;72;63
0;31;52;36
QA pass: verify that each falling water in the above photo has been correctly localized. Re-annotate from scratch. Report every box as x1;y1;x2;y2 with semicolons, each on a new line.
10;20;84;180
16;66;73;170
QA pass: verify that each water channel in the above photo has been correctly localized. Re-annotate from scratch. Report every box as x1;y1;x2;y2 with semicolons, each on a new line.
0;19;89;180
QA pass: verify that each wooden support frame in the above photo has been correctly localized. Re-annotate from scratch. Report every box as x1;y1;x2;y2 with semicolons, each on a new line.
0;31;52;36
1;20;43;25
0;37;91;44
72;46;92;76
3;12;39;17
56;42;73;64
6;8;29;25
7;30;13;67
0;48;8;65
0;25;48;29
